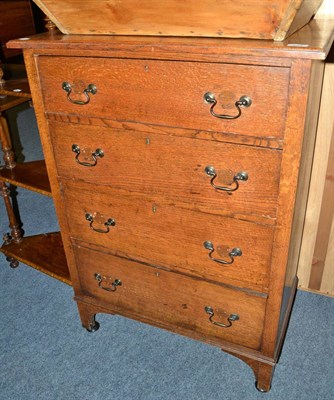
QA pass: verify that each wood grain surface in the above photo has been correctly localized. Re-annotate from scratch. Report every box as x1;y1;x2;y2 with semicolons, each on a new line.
298;59;334;296
49;121;282;224
37;56;290;141
74;242;266;350
8;18;334;61
61;180;275;292
8;21;333;392
32;0;323;41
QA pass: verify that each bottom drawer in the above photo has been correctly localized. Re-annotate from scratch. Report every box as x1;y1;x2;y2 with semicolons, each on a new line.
73;242;266;350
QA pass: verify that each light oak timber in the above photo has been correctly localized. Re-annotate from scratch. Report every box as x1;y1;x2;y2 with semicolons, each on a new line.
46;112;285;150
37;56;290;142
283;59;325;295
74;243;266;350
8;19;334;392
276;0;325;40
7;19;334;61
308;124;334;291
259;58;319;362
61;181;275;292
295;0;334;297
32;0;323;41
21;48;86;295
261;59;326;348
297;55;334;296
74;296;275;364
320;218;334;295
49;122;282;225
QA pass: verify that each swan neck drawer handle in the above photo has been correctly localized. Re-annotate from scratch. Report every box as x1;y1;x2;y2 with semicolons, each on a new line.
205;306;239;328
72;144;104;167
204;241;242;265
94;273;122;292
204;92;252;120
85;212;116;234
205;166;248;193
62;81;97;105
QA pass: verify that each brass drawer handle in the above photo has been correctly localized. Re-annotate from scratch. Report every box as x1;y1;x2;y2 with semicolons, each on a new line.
205;306;239;328
62;81;97;105
94;273;122;292
204;92;252;120
205;166;248;193
204;241;242;265
85;212;116;234
72;144;104;167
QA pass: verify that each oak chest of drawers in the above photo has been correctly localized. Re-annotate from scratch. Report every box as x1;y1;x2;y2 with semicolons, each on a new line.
8;20;334;392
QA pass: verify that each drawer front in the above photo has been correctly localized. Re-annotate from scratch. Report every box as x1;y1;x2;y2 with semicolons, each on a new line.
38;56;289;141
50;121;281;224
61;181;274;291
74;243;266;350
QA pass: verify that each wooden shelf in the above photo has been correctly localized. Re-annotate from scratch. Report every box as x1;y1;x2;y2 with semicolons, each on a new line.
0;160;51;195
0;95;30;112
0;78;31;99
0;232;71;285
0;75;67;285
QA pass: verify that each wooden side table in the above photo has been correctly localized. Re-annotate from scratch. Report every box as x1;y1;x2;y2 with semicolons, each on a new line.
0;69;68;280
0;72;31;259
0;95;30;169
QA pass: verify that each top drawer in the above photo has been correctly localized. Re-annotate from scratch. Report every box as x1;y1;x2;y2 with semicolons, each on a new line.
37;56;290;144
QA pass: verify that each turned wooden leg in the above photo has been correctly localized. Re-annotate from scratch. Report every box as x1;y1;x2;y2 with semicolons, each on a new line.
44;16;58;33
0;65;5;86
0;112;16;169
0;182;22;267
0;182;23;243
76;300;100;332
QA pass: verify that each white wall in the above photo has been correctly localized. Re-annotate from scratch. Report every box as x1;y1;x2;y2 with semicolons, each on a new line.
316;0;334;17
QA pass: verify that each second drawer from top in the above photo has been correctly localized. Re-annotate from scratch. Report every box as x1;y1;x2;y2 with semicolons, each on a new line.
50;121;282;224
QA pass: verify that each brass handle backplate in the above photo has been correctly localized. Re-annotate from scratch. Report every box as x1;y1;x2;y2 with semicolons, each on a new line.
204;92;252;120
62;81;97;105
94;273;122;292
85;212;116;234
205;306;239;328
72;144;104;167
204;241;242;265
205;166;248;193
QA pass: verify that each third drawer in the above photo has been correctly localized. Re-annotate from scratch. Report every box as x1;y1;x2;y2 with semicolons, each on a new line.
61;180;275;291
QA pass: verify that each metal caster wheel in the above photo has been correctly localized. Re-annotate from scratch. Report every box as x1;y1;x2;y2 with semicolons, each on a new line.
6;256;19;269
85;320;100;333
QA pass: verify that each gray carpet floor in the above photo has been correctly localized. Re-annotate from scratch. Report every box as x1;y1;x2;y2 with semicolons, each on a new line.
0;105;333;400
